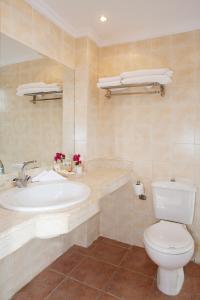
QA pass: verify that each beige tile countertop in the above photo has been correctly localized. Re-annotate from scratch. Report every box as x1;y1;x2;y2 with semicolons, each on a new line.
0;168;131;260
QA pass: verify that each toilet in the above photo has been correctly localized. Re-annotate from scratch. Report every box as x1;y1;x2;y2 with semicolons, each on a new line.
144;181;196;296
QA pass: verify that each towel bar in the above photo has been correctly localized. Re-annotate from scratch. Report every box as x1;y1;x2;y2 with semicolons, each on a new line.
24;91;63;104
101;82;165;98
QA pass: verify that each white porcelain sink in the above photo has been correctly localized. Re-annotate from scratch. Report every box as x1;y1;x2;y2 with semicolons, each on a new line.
0;181;91;212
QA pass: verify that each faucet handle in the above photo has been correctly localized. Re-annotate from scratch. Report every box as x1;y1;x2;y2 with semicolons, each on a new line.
22;160;37;168
170;178;176;182
0;160;5;175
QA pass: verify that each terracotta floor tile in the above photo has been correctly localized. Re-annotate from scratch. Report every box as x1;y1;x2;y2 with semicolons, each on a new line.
99;236;131;249
12;269;64;300
185;262;200;278
89;241;128;265
147;281;191;300
99;292;121;300
120;245;157;277
182;275;200;295
13;237;200;300
106;267;154;299
191;295;200;300
47;278;100;300
69;241;98;256
70;256;117;290
182;262;200;296
50;251;84;275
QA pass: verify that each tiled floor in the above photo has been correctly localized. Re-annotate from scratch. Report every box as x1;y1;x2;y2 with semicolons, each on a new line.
12;236;200;300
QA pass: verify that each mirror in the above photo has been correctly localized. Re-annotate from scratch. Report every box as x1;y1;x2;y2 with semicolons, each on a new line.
0;33;75;173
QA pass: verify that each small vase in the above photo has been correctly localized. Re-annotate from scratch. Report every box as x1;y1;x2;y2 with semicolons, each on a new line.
54;160;63;172
75;165;83;175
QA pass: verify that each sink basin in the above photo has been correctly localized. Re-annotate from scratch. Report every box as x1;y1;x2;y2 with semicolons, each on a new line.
0;181;91;212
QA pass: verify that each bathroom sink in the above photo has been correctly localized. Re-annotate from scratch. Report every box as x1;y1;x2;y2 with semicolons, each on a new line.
0;181;91;212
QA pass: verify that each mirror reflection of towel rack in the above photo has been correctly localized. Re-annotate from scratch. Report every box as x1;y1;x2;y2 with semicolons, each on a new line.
101;82;165;98
24;91;63;104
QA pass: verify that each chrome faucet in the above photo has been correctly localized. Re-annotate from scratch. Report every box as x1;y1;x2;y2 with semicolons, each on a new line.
13;160;37;188
0;160;5;175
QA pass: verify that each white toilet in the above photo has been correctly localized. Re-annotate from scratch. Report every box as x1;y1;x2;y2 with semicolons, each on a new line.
144;181;196;296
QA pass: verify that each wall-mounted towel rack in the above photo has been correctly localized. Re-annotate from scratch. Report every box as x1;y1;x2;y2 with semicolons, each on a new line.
101;82;165;98
24;91;63;104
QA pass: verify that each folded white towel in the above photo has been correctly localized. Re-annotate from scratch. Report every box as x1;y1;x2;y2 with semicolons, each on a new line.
18;82;46;89
32;170;66;182
18;82;62;90
110;87;128;92
99;76;121;83
121;75;172;85
121;69;173;79
97;80;121;88
16;85;62;96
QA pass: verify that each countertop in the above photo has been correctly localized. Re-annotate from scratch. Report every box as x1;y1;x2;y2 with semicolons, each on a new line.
0;168;131;259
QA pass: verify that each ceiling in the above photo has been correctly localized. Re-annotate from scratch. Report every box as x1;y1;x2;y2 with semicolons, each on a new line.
26;0;200;46
0;34;42;67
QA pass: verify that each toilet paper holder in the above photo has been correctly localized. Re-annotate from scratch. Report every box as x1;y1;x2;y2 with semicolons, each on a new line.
134;180;146;200
139;194;146;200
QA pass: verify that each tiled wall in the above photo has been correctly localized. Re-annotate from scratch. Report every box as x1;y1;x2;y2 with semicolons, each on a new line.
75;37;99;161
100;182;149;247
98;30;200;262
0;0;75;69
0;57;70;171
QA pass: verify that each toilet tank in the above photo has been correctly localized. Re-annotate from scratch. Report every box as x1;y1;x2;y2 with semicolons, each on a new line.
152;181;196;224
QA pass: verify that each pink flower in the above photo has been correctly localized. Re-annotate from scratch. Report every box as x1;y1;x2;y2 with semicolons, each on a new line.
73;153;81;165
54;152;65;162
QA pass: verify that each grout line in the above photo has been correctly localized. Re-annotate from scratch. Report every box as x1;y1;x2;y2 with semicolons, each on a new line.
66;276;124;299
78;253;123;267
44;276;68;300
118;248;130;266
103;267;118;292
67;255;87;276
100;237;132;250
118;265;157;280
49;250;87;277
117;246;157;279
67;276;105;293
97;290;123;300
74;241;131;267
48;268;68;277
68;258;120;294
104;292;123;300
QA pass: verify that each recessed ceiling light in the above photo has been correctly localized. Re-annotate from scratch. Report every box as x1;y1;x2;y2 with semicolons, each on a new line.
100;15;107;23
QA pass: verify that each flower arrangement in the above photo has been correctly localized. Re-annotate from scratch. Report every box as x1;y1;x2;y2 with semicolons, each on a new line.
73;153;82;166
54;152;65;162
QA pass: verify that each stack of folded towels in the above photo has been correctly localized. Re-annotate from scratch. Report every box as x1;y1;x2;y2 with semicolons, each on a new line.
16;82;62;96
97;76;121;88
97;68;173;88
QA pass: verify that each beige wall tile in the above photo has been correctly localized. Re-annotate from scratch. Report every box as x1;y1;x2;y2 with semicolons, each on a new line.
0;0;75;69
98;29;200;261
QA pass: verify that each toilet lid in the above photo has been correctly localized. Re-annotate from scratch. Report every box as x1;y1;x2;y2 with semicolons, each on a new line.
144;221;194;254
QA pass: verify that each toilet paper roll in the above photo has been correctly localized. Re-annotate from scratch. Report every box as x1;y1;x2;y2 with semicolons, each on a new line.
134;182;144;196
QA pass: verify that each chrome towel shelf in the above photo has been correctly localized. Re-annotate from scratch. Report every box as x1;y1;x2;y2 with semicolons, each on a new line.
101;82;165;98
24;91;63;104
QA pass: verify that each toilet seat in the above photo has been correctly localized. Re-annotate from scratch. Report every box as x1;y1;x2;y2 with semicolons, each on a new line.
144;220;194;255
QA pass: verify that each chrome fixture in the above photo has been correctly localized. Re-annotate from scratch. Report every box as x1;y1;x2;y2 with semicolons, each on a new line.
24;91;63;104
13;160;36;188
102;82;165;98
0;160;5;175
